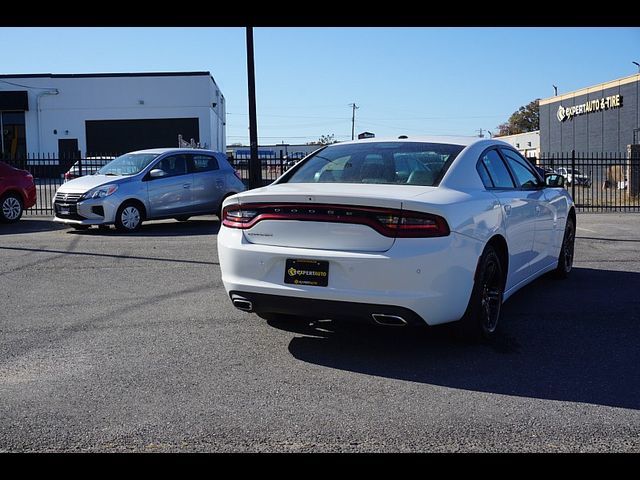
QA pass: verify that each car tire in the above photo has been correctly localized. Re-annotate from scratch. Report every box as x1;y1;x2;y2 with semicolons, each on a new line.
456;244;505;341
0;193;24;223
174;216;191;222
553;216;575;279
115;201;143;232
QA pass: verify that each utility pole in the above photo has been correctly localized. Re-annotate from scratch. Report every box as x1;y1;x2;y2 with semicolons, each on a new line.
349;103;359;140
246;27;262;189
476;128;485;138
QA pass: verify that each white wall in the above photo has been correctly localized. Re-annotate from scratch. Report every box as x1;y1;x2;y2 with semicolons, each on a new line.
0;73;225;155
494;130;540;158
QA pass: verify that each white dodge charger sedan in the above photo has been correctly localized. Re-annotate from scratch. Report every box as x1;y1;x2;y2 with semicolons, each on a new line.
217;137;575;339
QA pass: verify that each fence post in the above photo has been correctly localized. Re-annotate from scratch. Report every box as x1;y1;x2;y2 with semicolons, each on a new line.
571;149;576;202
628;144;640;198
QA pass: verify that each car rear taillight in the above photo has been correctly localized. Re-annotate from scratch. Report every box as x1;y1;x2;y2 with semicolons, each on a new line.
377;211;449;238
222;205;259;228
222;203;449;238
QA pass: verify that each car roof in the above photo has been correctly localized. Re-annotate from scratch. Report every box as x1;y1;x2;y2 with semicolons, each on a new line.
331;135;488;148
126;148;221;155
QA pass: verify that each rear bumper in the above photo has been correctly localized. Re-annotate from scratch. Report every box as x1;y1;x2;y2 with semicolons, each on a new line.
218;226;484;326
230;290;426;326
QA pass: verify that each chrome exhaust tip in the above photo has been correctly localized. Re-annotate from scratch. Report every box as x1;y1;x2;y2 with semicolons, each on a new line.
372;314;407;327
232;296;253;312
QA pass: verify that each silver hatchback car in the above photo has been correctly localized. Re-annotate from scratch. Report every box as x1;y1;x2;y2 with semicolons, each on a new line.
53;148;246;232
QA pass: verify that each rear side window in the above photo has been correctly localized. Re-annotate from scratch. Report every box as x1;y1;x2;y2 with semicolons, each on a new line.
191;155;219;172
480;150;515;189
500;149;541;189
154;155;187;177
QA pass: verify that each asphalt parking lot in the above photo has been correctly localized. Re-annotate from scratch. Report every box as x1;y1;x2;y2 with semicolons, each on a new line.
1;213;639;452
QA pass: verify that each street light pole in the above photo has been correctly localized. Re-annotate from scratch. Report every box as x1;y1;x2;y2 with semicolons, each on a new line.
246;27;261;189
633;61;640;73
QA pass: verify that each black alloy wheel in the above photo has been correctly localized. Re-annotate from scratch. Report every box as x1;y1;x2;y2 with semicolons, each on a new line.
478;251;504;338
457;244;505;341
554;217;575;279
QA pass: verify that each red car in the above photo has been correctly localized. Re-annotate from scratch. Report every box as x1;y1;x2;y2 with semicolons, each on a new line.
0;160;37;223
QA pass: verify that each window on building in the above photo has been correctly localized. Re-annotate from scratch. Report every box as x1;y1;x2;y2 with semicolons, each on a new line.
1;111;27;159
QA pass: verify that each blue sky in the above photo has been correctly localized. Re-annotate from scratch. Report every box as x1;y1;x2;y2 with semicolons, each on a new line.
2;27;639;145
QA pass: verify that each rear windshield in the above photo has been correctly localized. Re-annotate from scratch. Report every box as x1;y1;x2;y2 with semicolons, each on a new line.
283;142;464;186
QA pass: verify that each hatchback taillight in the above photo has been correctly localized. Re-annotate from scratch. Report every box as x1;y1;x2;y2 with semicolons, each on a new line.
222;203;449;238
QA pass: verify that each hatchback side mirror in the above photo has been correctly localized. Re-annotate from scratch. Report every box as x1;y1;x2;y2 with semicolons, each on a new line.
149;168;167;179
545;173;565;188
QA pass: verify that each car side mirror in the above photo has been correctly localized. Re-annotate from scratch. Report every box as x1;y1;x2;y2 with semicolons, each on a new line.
149;168;167;179
545;173;565;188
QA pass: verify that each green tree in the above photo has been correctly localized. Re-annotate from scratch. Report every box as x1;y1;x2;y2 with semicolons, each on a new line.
307;134;338;145
496;99;540;136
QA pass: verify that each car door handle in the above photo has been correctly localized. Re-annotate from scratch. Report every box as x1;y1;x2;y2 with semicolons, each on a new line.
183;184;191;189
503;204;512;216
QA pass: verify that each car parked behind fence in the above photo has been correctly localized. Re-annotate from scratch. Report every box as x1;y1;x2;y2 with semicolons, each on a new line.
53;148;246;232
0;160;37;223
64;157;114;182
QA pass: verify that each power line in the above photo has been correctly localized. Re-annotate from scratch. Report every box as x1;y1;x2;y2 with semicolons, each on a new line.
227;112;350;120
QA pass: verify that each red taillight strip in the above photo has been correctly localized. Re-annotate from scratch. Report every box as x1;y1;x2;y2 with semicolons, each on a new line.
222;203;450;238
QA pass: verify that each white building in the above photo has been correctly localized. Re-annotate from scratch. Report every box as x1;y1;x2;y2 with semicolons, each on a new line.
0;71;225;158
493;130;540;158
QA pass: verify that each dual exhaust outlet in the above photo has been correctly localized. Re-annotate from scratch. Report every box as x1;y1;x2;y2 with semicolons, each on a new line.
232;295;407;327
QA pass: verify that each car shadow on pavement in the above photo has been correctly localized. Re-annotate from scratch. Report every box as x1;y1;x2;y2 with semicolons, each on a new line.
66;218;221;237
278;267;640;410
0;218;67;235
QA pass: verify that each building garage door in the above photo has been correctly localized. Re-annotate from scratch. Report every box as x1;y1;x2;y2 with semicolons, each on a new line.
85;118;199;155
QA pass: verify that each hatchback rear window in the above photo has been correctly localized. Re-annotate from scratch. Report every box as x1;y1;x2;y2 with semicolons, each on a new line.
283;142;464;186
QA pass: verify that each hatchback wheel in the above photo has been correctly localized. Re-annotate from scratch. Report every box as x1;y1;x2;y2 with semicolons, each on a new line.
0;193;23;223
457;244;505;341
115;202;143;232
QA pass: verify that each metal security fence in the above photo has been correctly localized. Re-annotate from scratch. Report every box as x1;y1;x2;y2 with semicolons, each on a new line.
228;150;308;187
1;154;115;215
5;149;639;216
538;151;640;212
